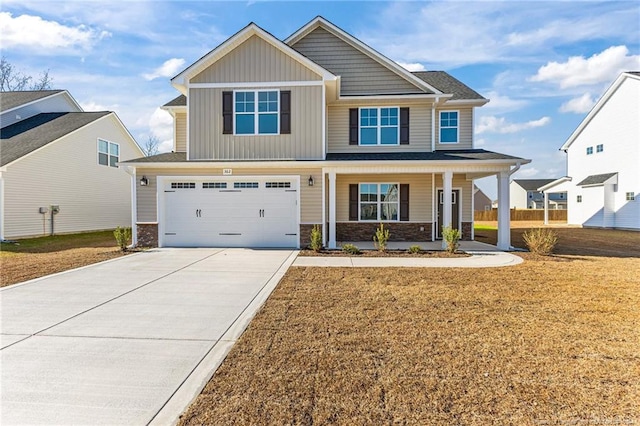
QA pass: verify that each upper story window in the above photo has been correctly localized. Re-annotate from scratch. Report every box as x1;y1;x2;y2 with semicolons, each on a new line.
359;107;399;145
439;111;458;143
626;192;636;201
98;139;119;168
235;90;278;135
596;144;604;153
586;146;593;155
577;195;582;203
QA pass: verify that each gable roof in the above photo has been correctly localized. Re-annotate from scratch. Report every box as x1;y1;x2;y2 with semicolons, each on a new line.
286;16;442;96
512;179;556;191
0;90;66;113
0;111;110;166
163;95;186;107
561;71;640;150
171;22;336;93
412;72;486;101
577;172;618;186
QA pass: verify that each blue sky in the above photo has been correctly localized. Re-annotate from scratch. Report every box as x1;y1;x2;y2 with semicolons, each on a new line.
2;1;639;198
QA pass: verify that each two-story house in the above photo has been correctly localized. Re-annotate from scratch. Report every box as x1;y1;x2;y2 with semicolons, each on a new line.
539;71;639;229
510;179;566;210
0;90;143;240
122;17;529;250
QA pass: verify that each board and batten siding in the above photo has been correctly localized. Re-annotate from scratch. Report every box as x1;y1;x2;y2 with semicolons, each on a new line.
435;107;473;150
434;174;473;222
192;35;322;84
174;112;187;152
3;115;138;239
291;27;423;96
335;174;433;222
328;103;431;153
136;167;323;224
188;86;323;160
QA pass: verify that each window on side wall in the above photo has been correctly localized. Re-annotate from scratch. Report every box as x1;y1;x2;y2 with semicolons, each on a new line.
596;144;604;153
577;195;582;203
98;139;119;168
359;183;399;221
586;146;593;155
439;111;458;143
359;107;399;145
235;90;278;135
626;192;636;201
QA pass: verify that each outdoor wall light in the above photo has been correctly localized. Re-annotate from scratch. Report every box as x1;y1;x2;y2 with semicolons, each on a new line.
308;175;314;186
140;176;149;186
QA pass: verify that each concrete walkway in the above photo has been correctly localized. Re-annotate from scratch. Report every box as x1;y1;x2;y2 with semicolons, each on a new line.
0;248;297;426
293;241;524;268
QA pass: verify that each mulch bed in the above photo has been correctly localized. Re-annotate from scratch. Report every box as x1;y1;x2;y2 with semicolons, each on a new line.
298;249;469;258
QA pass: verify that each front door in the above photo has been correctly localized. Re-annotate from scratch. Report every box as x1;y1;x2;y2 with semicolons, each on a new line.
436;189;460;239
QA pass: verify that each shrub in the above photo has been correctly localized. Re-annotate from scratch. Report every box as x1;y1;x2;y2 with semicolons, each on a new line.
309;224;323;252
408;245;422;254
442;226;461;254
342;243;361;255
373;223;390;252
113;226;132;252
523;228;558;255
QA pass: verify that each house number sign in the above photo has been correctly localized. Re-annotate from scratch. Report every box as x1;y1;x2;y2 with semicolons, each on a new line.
223;169;232;175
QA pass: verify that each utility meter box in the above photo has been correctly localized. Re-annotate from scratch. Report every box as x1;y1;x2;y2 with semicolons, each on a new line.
51;205;60;214
39;207;48;214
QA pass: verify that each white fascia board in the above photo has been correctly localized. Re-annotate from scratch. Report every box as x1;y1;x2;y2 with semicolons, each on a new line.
285;16;442;95
561;72;638;151
171;23;336;93
443;99;489;106
538;176;572;192
189;81;324;89
336;93;451;102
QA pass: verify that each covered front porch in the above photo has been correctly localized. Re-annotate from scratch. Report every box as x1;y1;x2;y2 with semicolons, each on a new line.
321;155;526;251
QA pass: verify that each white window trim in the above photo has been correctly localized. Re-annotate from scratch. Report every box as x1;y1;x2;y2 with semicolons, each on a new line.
97;138;119;168
358;107;400;146
233;89;280;136
439;110;459;144
358;182;400;222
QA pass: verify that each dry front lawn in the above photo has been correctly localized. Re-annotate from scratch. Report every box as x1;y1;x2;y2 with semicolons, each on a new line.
180;229;640;425
1;231;127;287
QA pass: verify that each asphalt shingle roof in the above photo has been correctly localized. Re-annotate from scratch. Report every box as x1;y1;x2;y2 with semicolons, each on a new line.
0;90;64;112
577;172;618;186
123;152;188;163
513;179;556;191
163;95;186;107
326;150;523;162
412;72;485;100
1;112;111;166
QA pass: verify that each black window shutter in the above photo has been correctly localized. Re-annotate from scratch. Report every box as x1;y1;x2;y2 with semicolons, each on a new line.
280;91;291;134
400;184;409;221
349;184;359;221
349;108;358;145
222;91;233;134
400;107;410;145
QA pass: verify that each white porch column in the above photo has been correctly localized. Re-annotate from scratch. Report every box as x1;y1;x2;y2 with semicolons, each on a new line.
497;171;511;250
328;171;337;249
543;191;549;225
442;171;453;249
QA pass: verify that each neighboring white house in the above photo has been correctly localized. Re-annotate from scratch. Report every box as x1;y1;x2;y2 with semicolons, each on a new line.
510;179;567;209
0;90;144;240
540;72;640;229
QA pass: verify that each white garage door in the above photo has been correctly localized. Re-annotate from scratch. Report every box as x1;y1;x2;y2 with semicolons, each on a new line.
160;177;298;248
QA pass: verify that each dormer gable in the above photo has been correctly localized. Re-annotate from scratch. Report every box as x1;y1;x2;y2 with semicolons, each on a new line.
286;16;442;97
171;22;336;94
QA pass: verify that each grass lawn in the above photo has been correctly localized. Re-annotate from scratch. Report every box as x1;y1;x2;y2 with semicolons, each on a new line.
0;230;127;287
180;228;640;425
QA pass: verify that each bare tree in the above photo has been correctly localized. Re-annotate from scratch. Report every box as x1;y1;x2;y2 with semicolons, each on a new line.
143;134;160;157
0;57;53;91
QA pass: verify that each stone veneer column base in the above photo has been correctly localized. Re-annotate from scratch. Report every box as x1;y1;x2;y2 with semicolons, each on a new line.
461;222;472;241
299;224;322;249
337;222;433;242
137;224;158;247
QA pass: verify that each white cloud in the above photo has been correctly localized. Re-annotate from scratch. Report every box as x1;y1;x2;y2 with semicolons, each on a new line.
147;108;173;152
530;46;640;89
0;12;109;52
559;93;596;114
80;101;115;112
142;58;186;81
514;167;540;178
396;61;426;72
476;115;551;135
483;91;528;113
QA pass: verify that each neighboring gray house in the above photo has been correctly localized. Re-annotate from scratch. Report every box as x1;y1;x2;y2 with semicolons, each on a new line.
123;17;529;250
473;185;492;211
510;179;567;209
0;90;144;240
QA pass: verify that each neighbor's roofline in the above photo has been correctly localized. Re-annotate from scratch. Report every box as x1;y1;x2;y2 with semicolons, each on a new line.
170;22;337;94
285;16;443;96
561;72;640;151
0;90;82;115
537;176;572;192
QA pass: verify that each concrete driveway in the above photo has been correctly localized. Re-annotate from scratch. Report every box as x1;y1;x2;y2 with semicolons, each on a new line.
1;248;297;425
